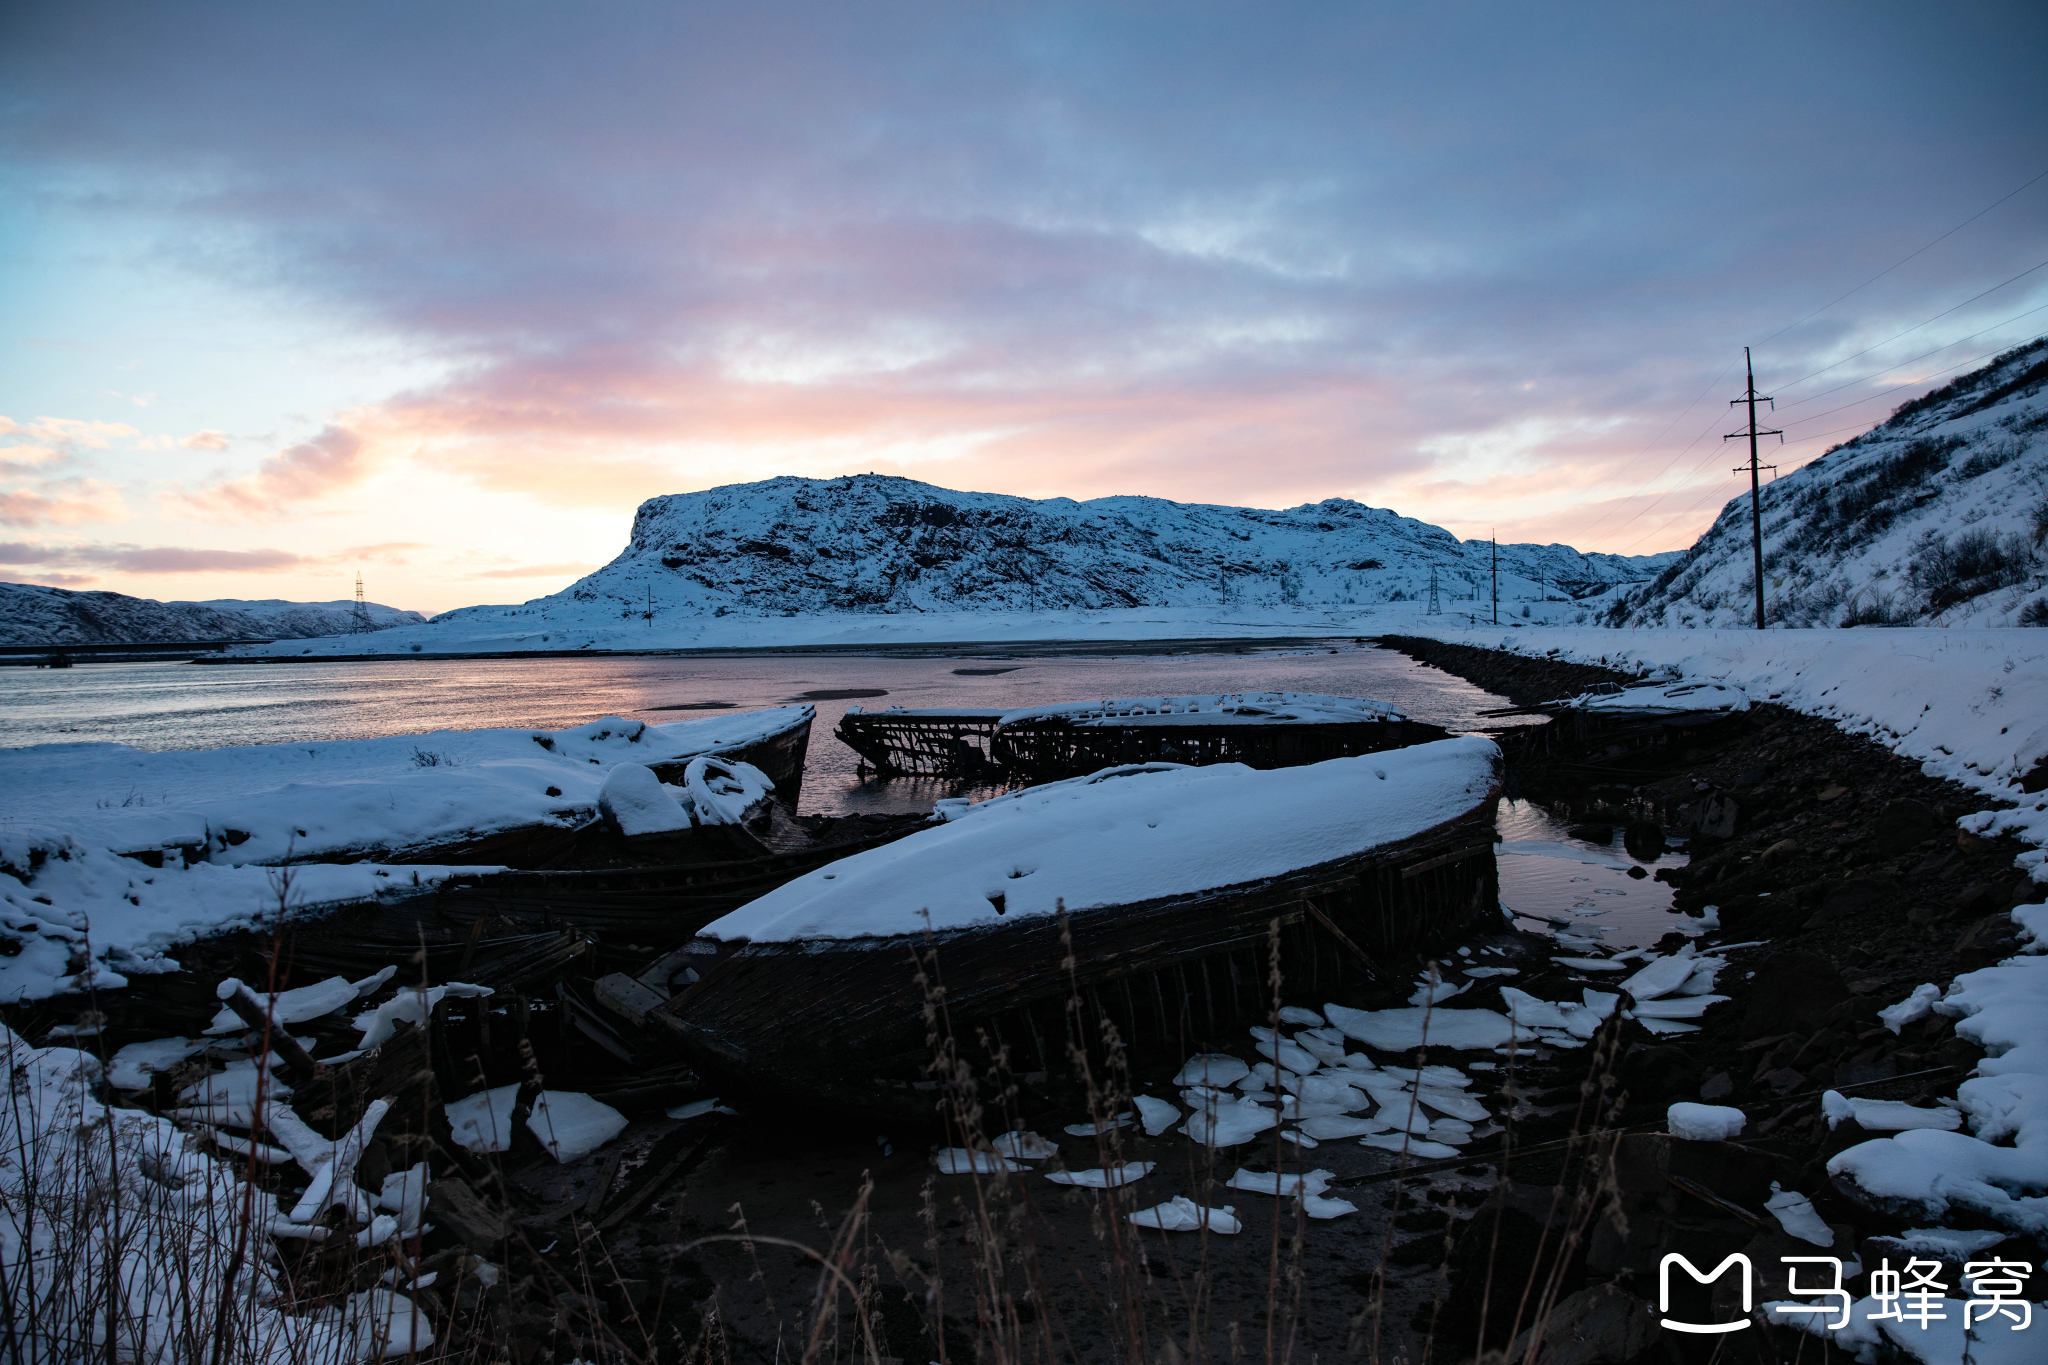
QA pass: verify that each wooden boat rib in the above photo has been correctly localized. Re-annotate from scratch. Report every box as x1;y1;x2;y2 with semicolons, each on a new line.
644;737;1503;1115
835;691;1448;782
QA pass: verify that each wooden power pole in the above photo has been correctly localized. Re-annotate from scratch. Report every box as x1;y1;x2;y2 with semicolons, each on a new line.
1725;347;1781;630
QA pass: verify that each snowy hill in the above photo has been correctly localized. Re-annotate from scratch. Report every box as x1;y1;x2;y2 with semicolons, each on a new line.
0;584;426;646
231;478;1674;657
1613;336;2048;629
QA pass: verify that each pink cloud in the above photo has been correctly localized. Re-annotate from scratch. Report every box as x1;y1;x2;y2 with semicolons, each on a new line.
175;424;371;517
0;479;128;527
463;562;599;579
181;429;231;451
0;541;307;573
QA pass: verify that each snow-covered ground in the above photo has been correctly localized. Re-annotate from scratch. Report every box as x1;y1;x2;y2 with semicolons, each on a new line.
0;706;809;1002
0;582;425;646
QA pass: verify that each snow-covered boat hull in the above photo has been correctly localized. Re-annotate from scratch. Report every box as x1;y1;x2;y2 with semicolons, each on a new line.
646;739;1503;1115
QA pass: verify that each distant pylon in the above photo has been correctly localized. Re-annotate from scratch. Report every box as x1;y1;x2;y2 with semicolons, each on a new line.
351;572;373;633
1427;564;1442;615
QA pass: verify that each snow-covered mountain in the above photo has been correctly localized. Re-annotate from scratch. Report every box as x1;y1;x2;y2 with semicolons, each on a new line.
1614;336;2048;629
474;478;1671;621
0;584;426;646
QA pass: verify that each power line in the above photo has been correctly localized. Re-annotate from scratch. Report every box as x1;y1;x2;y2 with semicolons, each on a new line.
1755;165;2048;349
1775;302;2048;414
1771;256;2048;392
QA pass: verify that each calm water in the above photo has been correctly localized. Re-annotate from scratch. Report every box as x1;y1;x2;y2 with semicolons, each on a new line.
0;644;1684;941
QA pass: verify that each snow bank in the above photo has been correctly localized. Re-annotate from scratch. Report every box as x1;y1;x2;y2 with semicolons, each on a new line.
444;1085;628;1163
697;737;1499;943
0;829;472;1003
0;707;811;867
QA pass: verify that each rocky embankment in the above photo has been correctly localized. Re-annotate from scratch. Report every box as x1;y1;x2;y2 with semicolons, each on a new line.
1381;635;2047;1361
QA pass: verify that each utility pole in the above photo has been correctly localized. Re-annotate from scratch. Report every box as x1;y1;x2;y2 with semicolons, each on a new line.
1724;346;1782;630
1490;533;1498;626
1427;564;1442;615
351;572;372;633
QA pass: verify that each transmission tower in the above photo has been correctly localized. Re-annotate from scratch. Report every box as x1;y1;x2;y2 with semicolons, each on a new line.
1490;533;1498;626
351;572;373;633
1724;347;1782;630
1427;564;1442;615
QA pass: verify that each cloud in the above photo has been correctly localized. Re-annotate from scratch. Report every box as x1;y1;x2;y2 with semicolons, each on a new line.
10;572;98;587
463;562;599;579
0;479;128;527
180;429;231;451
0;541;308;573
0;417;141;451
174;424;372;517
338;541;431;563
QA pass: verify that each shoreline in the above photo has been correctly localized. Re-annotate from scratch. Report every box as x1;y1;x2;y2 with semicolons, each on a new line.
181;632;1375;664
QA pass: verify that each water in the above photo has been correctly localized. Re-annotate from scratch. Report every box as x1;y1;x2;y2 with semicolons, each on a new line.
0;643;1681;937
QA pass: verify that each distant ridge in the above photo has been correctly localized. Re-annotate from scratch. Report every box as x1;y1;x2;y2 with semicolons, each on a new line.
0;583;427;646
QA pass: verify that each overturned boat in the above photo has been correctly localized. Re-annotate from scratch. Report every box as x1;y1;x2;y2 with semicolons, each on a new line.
636;736;1503;1114
835;691;1448;783
1480;678;1749;768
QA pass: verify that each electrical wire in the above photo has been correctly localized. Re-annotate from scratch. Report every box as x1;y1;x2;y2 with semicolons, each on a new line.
1770;257;2048;393
1775;302;2048;412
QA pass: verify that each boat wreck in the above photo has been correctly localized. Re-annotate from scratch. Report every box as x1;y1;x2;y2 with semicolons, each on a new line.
630;736;1504;1115
1479;678;1749;767
835;691;1449;782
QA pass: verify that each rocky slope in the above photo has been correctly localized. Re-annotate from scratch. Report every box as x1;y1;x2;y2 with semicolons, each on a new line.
427;476;1672;633
0;583;426;646
1614;336;2048;628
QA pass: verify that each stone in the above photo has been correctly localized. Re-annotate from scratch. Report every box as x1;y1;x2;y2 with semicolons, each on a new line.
1502;1282;1657;1365
1699;1072;1733;1100
1758;1067;1806;1095
1816;784;1848;802
1622;821;1665;861
1871;798;1941;846
1567;823;1613;843
1740;951;1847;1036
1697;794;1739;839
1761;838;1798;863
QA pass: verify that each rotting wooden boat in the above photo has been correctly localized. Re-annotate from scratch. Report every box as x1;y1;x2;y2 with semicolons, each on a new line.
637;737;1503;1115
1479;679;1750;769
835;691;1449;782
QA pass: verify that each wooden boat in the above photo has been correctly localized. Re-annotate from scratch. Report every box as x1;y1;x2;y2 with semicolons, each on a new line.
835;691;1449;783
640;737;1503;1115
1480;679;1750;769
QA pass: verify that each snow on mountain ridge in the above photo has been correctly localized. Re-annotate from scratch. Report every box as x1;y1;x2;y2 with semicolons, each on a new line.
1614;336;2048;629
458;475;1673;626
0;583;426;646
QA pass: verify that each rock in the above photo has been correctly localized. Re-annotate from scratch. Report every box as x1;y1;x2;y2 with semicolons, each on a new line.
1816;784;1848;802
1802;878;1887;931
427;1177;512;1252
1699;1072;1733;1100
1871;798;1942;846
1954;913;2021;969
1567;823;1614;843
1740;951;1847;1036
1625;865;1648;880
1761;838;1798;863
1617;1044;1700;1102
1502;1282;1657;1365
1697;794;1739;839
1758;1066;1806;1095
1957;829;1993;853
1622;821;1665;861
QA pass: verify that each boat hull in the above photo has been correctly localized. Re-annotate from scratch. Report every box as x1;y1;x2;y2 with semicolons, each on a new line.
648;782;1500;1117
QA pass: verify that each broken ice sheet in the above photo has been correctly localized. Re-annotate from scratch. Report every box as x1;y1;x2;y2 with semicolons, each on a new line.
1063;1112;1133;1136
1046;1161;1154;1187
934;1148;1024;1174
1359;1133;1460;1161
1277;1006;1324;1026
1764;1183;1833;1246
991;1130;1059;1159
1129;1196;1241;1234
1133;1094;1180;1136
1172;1053;1250;1088
444;1086;627;1163
1182;1096;1279;1147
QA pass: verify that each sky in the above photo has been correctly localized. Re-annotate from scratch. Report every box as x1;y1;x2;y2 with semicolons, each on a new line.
1;1;2044;616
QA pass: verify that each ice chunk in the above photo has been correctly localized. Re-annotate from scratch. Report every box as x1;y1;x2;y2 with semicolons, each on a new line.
1293;1074;1368;1110
665;1097;737;1119
1182;1096;1279;1147
206;974;359;1035
1133;1095;1180;1137
1047;1161;1154;1187
1462;966;1519;977
1323;1002;1515;1052
1618;948;1698;1002
107;1036;206;1090
1636;1017;1700;1035
1359;1133;1460;1160
1498;987;1569;1032
1631;993;1728;1019
935;1148;1024;1174
1878;983;1941;1034
1226;1166;1333;1197
597;762;693;836
1408;978;1470;1007
444;1086;626;1163
1819;1093;1961;1133
1673;959;1725;996
1414;1087;1488;1122
1280;1129;1318;1148
1173;1053;1251;1088
682;754;774;826
1292;1032;1348;1066
1129;1196;1242;1234
1889;1227;2008;1258
1764;1183;1833;1247
1667;1102;1745;1141
1552;957;1626;972
991;1130;1060;1159
1063;1113;1133;1136
1296;1114;1390;1140
377;1161;431;1232
1277;1006;1325;1026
